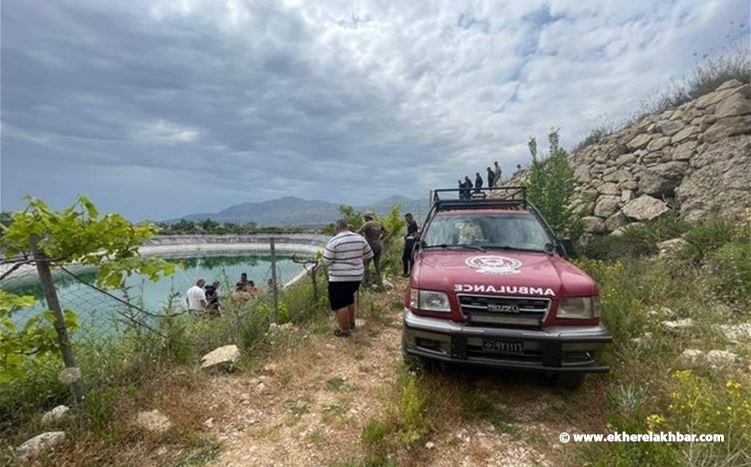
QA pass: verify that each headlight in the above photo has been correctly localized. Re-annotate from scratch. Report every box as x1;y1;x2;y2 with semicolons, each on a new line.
558;297;600;319
410;289;451;312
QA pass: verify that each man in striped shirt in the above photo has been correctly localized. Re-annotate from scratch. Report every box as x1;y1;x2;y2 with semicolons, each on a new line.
322;219;374;337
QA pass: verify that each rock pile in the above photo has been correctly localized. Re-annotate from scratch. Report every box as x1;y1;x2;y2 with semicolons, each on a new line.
570;79;750;235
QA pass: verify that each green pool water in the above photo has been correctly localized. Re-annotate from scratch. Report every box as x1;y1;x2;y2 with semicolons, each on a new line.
2;253;308;332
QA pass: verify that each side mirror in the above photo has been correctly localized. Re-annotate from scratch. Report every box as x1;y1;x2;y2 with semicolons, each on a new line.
557;238;574;257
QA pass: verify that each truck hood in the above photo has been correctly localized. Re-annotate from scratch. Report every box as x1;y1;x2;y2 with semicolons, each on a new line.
412;249;597;298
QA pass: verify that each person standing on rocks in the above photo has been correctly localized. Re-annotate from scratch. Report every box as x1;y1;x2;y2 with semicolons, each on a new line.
358;212;388;288
494;161;502;186
463;176;473;199
487;166;495;188
474;172;484;193
323;219;373;337
402;213;420;277
186;279;207;313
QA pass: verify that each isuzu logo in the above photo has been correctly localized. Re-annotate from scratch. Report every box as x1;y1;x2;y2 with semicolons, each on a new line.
487;303;520;313
465;255;522;275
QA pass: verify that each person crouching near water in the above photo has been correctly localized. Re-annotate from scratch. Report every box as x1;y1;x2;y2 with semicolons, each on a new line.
322;218;373;337
232;273;257;302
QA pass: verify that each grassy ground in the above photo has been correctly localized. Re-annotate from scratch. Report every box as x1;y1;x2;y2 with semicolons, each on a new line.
3;219;749;466
573;219;751;466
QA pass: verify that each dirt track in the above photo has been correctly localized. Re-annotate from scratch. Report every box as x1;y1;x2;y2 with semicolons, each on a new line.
200;282;607;466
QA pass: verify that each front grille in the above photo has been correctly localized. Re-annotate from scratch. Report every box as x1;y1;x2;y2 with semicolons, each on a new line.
457;294;551;328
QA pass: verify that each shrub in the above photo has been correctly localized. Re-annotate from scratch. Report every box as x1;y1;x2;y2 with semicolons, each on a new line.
680;218;749;264
527;129;580;239
580;214;688;260
705;241;751;306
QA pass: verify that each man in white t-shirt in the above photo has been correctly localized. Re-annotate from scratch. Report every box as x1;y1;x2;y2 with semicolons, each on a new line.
186;279;207;312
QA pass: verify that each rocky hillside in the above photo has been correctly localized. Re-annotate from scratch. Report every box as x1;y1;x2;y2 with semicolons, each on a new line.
569;79;750;235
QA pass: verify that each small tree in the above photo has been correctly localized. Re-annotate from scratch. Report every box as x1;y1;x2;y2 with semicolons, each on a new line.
0;196;175;397
527;129;580;239
339;205;365;230
381;204;405;247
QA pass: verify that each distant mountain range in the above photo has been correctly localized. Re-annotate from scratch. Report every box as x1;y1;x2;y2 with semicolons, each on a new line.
168;195;429;227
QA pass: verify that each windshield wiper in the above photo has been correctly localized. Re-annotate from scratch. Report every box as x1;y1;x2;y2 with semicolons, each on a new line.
424;244;486;252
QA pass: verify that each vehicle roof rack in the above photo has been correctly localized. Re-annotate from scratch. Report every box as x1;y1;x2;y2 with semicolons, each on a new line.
430;186;527;211
422;185;561;242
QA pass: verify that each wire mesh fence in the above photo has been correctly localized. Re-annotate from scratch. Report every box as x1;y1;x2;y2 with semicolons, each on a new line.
0;238;323;397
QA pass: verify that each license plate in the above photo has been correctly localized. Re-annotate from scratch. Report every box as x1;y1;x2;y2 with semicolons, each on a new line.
482;338;524;354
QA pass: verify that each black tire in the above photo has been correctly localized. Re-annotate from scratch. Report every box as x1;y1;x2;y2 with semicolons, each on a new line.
556;373;586;390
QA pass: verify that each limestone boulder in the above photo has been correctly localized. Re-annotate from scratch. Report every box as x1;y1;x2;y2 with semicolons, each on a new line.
626;133;652;150
655;119;685;136
662;318;695;334
694;85;744;109
597;182;620;195
604;212;628;231
677;135;751;221
636;161;688;197
200;344;240;370
705;350;740;368
16;432;66;461
593;196;620;218
622;196;670;221
646;136;671;152
679;349;705;368
671;140;697;161
715;86;751;118
41;405;71;426
658;238;687;258
582;216;607;234
670;125;699;144
702;115;751;143
716;323;751;344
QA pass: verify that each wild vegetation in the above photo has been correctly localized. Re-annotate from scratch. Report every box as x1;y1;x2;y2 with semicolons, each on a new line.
156;218;310;235
574;40;750;152
526;129;581;241
576;218;750;465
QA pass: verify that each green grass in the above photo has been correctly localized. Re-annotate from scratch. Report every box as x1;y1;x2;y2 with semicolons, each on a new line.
574;218;751;465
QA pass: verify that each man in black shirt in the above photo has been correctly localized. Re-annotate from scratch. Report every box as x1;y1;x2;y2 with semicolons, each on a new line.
474;172;483;194
487;166;495;188
204;281;221;317
402;213;420;277
463;176;473;199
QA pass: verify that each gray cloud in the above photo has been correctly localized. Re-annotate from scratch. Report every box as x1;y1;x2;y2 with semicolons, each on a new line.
1;0;747;220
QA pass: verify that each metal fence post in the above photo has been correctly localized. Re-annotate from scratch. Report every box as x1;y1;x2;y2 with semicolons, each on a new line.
270;236;279;324
31;237;85;403
310;264;318;303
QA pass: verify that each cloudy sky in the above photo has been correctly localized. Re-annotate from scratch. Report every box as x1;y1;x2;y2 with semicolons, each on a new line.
1;0;748;220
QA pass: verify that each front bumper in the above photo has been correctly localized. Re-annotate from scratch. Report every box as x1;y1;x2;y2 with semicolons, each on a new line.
402;308;612;373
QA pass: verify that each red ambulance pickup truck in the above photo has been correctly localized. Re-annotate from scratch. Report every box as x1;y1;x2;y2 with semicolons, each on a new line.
402;187;612;389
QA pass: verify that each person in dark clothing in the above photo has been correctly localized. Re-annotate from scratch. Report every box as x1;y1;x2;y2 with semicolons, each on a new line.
402;213;420;277
487;166;495;188
474;172;483;193
358;212;388;288
457;179;465;199
463;176;473;199
204;281;221;316
236;272;250;292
